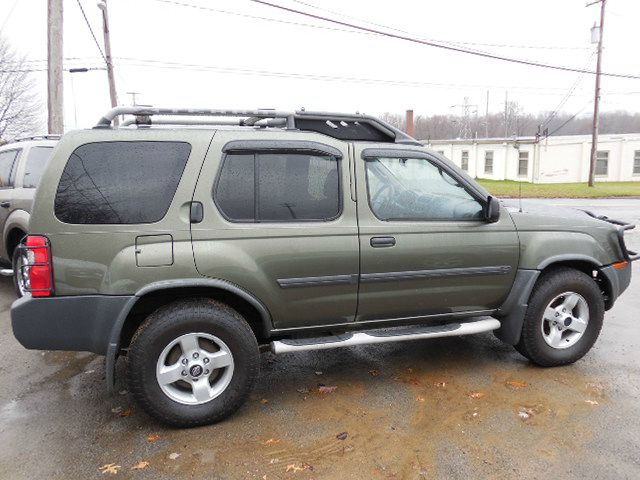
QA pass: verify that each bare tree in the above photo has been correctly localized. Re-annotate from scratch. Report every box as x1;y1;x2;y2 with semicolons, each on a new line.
0;36;42;143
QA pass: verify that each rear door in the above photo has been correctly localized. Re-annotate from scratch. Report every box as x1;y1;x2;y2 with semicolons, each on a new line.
354;146;519;322
190;131;359;331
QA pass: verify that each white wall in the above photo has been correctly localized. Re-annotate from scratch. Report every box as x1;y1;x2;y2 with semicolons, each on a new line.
429;134;640;183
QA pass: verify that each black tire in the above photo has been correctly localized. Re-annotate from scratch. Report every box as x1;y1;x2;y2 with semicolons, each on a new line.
127;298;260;427
12;248;24;298
515;267;604;367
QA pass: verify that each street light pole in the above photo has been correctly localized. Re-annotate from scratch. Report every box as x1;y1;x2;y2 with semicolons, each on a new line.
98;0;118;125
587;0;606;187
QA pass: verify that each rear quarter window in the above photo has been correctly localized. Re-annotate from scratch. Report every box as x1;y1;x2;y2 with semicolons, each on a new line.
54;141;191;224
0;149;20;188
23;146;54;188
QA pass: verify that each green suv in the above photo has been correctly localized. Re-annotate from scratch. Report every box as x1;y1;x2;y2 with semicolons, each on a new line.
11;107;636;427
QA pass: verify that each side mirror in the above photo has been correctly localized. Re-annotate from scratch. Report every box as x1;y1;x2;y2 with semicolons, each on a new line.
484;196;500;223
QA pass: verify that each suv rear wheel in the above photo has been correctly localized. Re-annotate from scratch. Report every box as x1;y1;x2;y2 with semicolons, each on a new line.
12;247;27;298
126;298;260;427
515;267;604;367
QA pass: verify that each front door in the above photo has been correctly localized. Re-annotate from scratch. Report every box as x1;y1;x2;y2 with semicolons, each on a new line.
191;131;359;330
354;146;519;322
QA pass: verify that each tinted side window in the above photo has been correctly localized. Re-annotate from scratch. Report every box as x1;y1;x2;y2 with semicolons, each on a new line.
365;157;483;221
23;147;54;188
215;154;255;221
55;141;191;224
215;152;340;222
0;149;20;188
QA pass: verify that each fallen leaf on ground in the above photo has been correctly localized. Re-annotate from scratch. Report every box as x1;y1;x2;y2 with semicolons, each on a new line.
434;381;446;388
168;452;180;460
99;464;121;475
336;431;348;440
264;438;281;446
518;407;533;420
416;396;425;403
146;434;160;443
506;380;528;389
318;385;337;394
285;463;313;473
296;387;309;394
118;390;127;395
585;399;599;405
119;409;133;417
406;368;413;373
315;371;323;376
111;406;122;414
468;391;485;399
131;461;149;470
368;369;379;377
260;399;269;405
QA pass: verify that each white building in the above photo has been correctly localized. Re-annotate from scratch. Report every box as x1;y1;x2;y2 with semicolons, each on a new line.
425;133;640;183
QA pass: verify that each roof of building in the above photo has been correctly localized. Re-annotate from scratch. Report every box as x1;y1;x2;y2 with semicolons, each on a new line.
424;132;640;146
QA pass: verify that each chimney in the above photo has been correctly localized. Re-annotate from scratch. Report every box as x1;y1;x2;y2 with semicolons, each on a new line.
405;109;414;137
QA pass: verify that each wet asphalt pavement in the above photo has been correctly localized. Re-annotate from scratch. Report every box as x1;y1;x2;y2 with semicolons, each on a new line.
0;198;639;480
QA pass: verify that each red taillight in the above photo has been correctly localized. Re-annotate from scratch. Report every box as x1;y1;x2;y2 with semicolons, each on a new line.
23;235;53;297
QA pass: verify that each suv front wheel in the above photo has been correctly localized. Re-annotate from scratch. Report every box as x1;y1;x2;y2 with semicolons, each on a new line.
127;298;260;427
515;267;604;367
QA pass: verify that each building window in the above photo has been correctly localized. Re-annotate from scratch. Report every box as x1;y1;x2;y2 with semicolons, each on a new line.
518;151;529;177
634;151;640;175
595;151;608;176
484;151;493;174
461;150;469;171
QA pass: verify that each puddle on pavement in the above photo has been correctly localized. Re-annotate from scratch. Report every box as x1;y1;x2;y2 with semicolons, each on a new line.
39;351;97;383
86;338;610;479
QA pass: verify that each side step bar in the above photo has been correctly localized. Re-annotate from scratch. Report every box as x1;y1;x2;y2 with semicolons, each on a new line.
270;318;501;354
0;268;13;277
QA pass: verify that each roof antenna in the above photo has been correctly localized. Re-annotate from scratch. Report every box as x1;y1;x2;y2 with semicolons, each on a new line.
518;180;523;213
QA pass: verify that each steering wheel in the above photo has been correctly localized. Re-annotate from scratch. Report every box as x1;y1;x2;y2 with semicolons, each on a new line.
371;184;394;215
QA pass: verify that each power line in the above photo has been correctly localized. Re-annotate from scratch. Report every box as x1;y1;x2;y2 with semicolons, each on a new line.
249;0;640;80
75;0;107;64
540;52;596;128
287;0;590;51
150;0;588;54
114;56;593;95
546;101;592;137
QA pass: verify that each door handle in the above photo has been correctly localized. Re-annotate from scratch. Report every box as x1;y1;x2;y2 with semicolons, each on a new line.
370;236;396;247
0;201;10;209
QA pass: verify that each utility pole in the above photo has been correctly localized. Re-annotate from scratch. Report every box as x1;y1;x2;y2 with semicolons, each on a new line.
587;0;606;187
127;91;140;106
485;90;490;138
504;91;509;139
47;0;63;134
98;0;118;124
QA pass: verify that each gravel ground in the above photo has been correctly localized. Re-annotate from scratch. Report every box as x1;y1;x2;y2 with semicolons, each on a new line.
0;198;638;480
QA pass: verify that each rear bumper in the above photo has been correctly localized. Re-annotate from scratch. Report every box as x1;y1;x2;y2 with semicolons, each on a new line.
11;294;132;354
600;263;632;309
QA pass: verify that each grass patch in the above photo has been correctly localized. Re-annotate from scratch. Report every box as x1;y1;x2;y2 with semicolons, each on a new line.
477;179;640;198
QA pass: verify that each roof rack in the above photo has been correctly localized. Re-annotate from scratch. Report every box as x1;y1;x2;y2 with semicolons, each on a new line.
12;135;61;143
94;106;420;145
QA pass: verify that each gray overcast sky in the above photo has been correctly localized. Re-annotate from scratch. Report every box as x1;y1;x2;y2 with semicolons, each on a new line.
3;0;640;131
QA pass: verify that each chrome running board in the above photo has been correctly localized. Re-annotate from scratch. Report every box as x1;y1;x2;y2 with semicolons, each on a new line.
0;268;13;277
270;318;501;354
